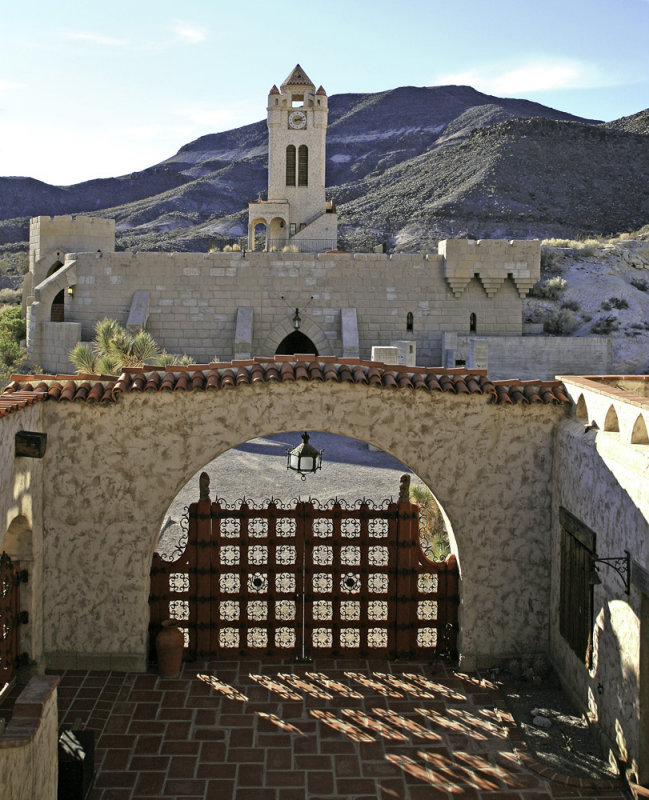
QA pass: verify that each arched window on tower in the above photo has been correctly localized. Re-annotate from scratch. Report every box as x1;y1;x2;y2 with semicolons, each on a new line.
286;145;296;186
406;312;413;332
298;145;308;186
470;313;477;332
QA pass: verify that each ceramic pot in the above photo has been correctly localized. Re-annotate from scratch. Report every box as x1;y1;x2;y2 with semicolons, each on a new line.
155;619;184;677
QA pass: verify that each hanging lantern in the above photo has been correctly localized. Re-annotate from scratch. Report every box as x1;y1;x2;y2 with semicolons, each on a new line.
286;432;323;480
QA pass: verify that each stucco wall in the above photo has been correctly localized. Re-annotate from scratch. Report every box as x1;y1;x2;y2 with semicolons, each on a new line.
551;418;649;776
0;405;44;667
30;250;525;370
0;675;59;800
36;381;564;671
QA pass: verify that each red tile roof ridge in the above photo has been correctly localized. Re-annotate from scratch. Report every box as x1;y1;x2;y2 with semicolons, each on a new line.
1;360;572;412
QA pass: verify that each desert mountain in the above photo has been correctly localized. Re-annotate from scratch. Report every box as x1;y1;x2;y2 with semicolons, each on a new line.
1;85;648;252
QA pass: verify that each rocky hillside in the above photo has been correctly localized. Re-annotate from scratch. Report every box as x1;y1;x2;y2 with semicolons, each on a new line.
0;85;647;253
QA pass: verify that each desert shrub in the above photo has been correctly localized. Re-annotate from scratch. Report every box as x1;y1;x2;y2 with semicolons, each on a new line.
608;296;629;310
542;238;572;248
529;276;567;300
561;300;580;312
540;246;557;271
601;300;612;311
0;288;21;305
582;314;592;322
0;306;26;385
591;315;620;334
543;308;579;335
631;278;649;292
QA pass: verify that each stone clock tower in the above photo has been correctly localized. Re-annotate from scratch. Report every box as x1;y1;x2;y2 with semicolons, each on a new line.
248;65;337;252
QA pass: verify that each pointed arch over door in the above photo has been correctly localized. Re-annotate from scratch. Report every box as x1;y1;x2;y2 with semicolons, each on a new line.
275;330;318;356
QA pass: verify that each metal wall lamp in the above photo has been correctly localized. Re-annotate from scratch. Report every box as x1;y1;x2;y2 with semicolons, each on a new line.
286;432;323;480
293;308;301;329
589;550;631;594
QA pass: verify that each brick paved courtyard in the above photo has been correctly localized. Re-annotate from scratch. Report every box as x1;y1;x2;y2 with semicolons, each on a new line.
50;659;628;800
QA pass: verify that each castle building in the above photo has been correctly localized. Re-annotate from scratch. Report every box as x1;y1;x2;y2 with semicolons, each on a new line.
247;65;338;253
22;67;610;377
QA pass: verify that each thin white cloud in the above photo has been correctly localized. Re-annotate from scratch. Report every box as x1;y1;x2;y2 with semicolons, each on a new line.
0;80;25;92
169;21;207;44
436;59;615;95
172;105;242;127
65;31;128;46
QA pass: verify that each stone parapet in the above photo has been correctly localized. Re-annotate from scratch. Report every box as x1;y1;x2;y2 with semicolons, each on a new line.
0;675;59;800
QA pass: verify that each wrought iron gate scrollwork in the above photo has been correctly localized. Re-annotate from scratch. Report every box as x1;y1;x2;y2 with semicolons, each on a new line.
149;494;459;661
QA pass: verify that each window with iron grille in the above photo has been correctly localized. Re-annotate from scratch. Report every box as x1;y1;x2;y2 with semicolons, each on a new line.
298;145;308;186
286;145;296;186
559;507;595;666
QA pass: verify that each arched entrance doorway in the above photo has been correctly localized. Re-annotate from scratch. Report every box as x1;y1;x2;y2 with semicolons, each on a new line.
276;330;318;356
47;261;65;321
150;432;458;662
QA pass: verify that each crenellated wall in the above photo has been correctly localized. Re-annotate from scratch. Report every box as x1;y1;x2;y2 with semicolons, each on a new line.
27;238;537;371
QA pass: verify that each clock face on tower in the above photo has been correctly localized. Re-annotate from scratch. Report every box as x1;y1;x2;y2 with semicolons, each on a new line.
288;110;307;130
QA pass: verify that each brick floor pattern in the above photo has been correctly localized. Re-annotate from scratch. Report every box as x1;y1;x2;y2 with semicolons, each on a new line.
50;659;628;800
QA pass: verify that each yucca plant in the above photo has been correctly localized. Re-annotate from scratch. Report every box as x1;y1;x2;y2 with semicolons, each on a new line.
68;318;193;375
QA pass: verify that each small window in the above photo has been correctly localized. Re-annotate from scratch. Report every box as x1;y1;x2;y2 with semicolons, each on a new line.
470;313;477;332
286;145;296;186
290;223;296;235
559;508;595;666
406;312;413;332
298;145;308;186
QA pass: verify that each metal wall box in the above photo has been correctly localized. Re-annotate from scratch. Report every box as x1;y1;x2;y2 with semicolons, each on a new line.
15;431;47;458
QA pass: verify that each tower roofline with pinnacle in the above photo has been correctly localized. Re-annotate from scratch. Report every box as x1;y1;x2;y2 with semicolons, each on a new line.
281;64;315;88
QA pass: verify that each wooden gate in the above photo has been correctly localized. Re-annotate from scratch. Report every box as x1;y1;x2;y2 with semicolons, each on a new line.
150;484;458;661
0;552;26;687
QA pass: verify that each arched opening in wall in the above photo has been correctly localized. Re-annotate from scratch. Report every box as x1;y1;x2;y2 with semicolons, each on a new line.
298;145;308;186
252;221;268;252
604;405;620;432
50;289;65;321
275;330;318;356
286;145;296;186
470;313;477;333
46;260;63;277
152;432;458;662
269;216;287;251
2;515;33;676
575;395;588;421
406;312;413;332
631;414;649;445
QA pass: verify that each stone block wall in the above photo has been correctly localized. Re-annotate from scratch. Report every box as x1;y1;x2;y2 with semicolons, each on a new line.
440;238;539;298
454;335;612;380
29;215;115;287
31;248;527;369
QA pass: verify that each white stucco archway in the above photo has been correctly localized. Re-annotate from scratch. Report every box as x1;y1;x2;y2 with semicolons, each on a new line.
23;368;565;672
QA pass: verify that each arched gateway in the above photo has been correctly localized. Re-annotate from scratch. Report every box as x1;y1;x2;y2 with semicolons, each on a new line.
1;358;568;672
150;476;459;661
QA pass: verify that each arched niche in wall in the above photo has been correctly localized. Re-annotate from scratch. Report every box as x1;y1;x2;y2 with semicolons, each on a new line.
575;394;589;421
631;414;649;445
604;405;620;432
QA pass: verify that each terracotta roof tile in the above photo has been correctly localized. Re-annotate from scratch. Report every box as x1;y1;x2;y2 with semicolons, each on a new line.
1;359;572;416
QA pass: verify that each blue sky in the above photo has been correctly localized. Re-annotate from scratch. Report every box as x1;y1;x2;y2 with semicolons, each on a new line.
1;0;647;185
